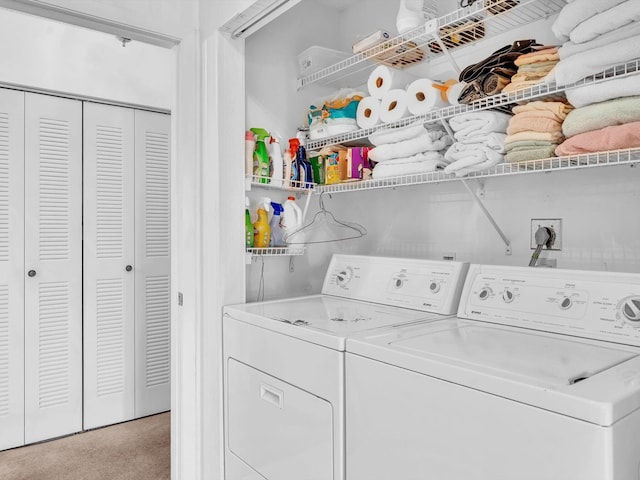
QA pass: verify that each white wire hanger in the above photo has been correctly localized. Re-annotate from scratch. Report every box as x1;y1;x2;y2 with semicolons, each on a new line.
284;192;367;245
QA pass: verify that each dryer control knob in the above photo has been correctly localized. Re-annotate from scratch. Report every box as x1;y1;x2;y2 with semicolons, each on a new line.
478;287;492;300
429;281;441;294
622;297;640;323
502;289;514;303
559;296;572;310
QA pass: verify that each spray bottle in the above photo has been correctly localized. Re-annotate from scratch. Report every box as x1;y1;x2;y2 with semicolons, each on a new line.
253;197;271;248
269;202;286;247
296;140;313;188
244;131;255;177
250;128;271;184
269;135;284;187
288;138;300;186
283;148;293;188
245;197;254;248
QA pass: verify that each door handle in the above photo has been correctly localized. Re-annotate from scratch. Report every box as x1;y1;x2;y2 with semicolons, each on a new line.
125;265;133;272
27;270;36;277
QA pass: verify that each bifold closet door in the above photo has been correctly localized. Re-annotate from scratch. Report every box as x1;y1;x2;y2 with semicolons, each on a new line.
23;93;82;444
0;89;25;451
83;103;136;429
134;110;171;417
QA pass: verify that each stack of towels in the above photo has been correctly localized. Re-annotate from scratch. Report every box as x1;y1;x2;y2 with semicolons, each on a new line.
443;111;510;177
551;0;640;107
502;46;560;94
556;96;640;156
367;123;452;179
504;101;573;163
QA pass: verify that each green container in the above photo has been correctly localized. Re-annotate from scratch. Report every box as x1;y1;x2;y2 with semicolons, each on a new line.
310;155;325;185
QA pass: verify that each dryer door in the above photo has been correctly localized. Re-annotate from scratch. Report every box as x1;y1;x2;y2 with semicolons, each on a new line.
227;359;333;480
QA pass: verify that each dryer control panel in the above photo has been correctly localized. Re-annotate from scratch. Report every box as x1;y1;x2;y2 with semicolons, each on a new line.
459;265;640;346
322;255;469;315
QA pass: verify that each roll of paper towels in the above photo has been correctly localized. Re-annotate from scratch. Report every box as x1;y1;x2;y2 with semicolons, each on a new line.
406;78;447;115
356;96;382;129
379;89;411;123
446;82;467;106
368;65;415;99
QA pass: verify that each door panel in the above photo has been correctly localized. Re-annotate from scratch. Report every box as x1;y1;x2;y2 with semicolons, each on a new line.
134;110;171;416
0;88;25;450
83;103;136;429
24;93;82;443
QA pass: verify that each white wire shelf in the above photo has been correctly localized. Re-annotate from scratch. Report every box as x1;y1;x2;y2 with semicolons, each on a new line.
245;174;316;192
246;246;306;256
305;59;640;151
315;148;640;194
297;0;566;90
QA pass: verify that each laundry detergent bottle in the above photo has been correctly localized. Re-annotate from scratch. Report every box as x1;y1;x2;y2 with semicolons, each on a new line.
269;202;286;247
250;128;271;184
288;138;300;186
282;196;304;243
253;198;271;248
245;197;254;248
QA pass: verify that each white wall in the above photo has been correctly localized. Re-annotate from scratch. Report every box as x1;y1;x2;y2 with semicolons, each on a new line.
0;8;173;109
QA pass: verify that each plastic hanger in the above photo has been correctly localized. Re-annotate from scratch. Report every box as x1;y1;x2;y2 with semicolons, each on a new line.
284;192;367;245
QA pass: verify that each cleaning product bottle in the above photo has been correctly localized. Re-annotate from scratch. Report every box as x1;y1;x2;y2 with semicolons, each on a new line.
245;197;254;248
282;196;304;243
269;135;284;187
245;131;255;177
396;0;425;34
296;141;313;188
250;128;271;184
288;138;300;186
253;197;271;248
269;202;286;247
283;149;293;188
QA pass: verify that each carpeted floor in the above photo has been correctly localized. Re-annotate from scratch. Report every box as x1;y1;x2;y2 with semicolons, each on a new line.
0;412;170;480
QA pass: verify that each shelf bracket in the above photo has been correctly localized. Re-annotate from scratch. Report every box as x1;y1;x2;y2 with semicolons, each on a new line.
426;19;462;76
460;179;512;255
301;190;313;223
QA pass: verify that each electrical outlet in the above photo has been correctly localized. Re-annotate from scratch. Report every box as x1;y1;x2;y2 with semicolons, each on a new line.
443;252;456;261
530;218;562;250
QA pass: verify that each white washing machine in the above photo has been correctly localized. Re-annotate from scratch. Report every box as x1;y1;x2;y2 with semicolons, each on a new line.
222;254;469;480
346;264;640;480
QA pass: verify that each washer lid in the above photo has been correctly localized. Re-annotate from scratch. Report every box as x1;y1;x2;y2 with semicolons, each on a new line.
224;295;444;351
347;318;640;425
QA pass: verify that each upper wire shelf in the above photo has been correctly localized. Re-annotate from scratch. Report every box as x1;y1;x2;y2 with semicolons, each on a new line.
245;174;316;192
297;0;567;90
315;148;640;194
306;59;640;150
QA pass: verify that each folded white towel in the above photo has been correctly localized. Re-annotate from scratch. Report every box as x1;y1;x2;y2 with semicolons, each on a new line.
554;34;640;86
551;0;627;42
373;150;446;166
448;111;511;141
368;132;452;162
570;0;640;44
444;134;506;177
368;122;444;146
565;76;640;108
559;20;640;60
372;158;448;179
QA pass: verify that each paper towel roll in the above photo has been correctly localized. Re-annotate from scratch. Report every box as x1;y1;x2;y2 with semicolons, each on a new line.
368;65;415;99
406;78;447;116
446;82;467;106
379;89;411;124
356;96;382;129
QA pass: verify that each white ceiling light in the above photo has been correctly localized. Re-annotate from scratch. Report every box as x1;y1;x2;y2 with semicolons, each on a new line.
220;0;303;39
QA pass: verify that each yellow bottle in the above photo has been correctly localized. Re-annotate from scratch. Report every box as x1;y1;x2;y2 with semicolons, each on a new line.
253;200;271;248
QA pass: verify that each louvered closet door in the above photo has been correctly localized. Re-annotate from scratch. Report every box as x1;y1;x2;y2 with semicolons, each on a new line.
23;93;82;443
134;110;171;416
83;103;135;429
0;88;25;451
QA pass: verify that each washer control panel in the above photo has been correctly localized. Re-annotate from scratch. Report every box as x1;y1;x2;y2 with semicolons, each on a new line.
322;255;469;315
460;265;640;346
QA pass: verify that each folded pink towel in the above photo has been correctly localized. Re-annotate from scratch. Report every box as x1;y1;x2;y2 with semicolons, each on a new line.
507;116;563;135
555;121;640;156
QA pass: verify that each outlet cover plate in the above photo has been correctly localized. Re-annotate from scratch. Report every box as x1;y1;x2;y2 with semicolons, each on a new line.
531;218;562;250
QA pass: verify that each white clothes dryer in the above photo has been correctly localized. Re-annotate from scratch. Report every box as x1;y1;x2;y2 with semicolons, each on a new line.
346;264;640;480
223;254;469;480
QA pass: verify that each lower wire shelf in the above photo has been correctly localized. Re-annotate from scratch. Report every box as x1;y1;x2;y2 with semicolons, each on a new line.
246;246;306;257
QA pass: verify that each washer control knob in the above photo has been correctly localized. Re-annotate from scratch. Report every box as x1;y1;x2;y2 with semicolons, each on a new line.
478;287;492;300
502;289;514;303
559;296;572;310
336;267;353;287
429;281;441;294
393;276;405;289
622;297;640;323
